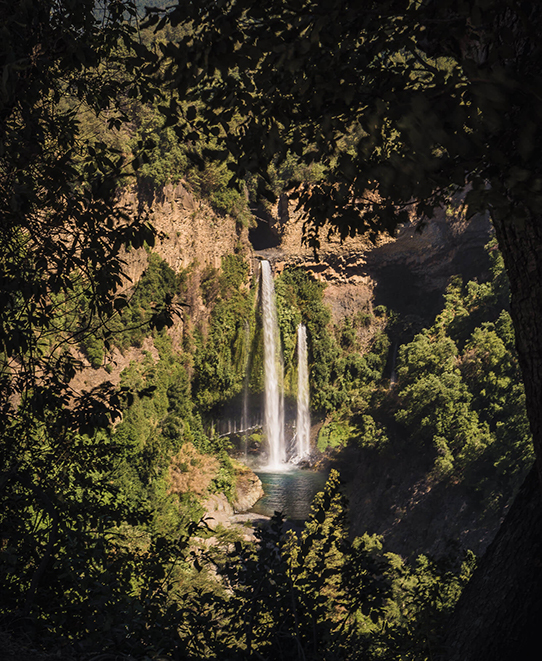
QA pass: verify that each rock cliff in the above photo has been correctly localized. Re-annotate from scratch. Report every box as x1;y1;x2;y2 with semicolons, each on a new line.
118;181;250;282
255;193;491;331
70;181;252;392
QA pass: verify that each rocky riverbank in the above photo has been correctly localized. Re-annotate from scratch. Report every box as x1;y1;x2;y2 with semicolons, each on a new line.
202;466;266;542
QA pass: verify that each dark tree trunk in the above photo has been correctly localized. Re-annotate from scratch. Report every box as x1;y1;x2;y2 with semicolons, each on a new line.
442;466;542;660
492;209;542;489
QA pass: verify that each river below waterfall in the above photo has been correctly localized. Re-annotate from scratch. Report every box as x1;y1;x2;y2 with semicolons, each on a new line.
251;469;328;522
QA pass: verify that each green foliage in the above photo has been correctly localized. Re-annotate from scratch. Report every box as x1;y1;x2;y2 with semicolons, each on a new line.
108;251;186;351
388;245;533;500
1;462;472;659
80;333;106;368
275;268;330;374
0;413;172;651
193;254;254;410
317;418;357;452
0;4;187;650
432;242;510;348
135;121;189;189
124;87;255;224
189;160;253;225
356;414;389;450
460;313;533;488
396;355;492;477
76;250;184;366
268;267;391;418
0;0;160;436
396;333;458;388
269;152;328;194
339;315;358;349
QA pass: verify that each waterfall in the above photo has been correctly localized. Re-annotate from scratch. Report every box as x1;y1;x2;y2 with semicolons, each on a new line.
242;319;250;462
261;260;286;467
296;323;311;458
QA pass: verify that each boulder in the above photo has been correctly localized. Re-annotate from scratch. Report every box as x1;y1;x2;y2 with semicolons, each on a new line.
233;468;264;513
202;493;234;530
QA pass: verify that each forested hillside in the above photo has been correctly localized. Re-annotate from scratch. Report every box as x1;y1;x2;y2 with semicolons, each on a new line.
1;1;540;660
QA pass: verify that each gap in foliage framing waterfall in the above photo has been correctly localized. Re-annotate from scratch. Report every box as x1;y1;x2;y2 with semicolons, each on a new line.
213;261;314;470
251;261;322;521
207;260;320;519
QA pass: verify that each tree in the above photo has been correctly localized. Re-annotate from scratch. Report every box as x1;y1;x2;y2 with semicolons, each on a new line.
0;0;158;428
0;1;184;648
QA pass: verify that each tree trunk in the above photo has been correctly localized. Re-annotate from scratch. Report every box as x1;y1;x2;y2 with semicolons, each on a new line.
442;466;542;660
492;209;542;488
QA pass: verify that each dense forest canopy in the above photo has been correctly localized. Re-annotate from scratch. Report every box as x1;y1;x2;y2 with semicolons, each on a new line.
1;1;542;659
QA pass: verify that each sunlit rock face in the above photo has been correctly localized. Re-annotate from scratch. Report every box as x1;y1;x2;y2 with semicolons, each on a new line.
257;193;491;329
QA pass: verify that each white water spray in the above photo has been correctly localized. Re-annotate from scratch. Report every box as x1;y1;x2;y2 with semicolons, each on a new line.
296;323;311;458
242;319;250;461
261;261;286;467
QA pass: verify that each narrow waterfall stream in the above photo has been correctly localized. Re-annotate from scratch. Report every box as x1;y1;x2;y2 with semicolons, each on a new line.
242;319;251;462
261;260;286;467
296;323;311;458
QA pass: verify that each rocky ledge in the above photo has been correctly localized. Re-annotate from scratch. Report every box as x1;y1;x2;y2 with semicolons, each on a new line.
200;494;269;543
232;467;265;513
202;466;265;541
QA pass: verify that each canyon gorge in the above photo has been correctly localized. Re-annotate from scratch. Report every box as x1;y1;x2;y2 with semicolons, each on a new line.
68;179;518;559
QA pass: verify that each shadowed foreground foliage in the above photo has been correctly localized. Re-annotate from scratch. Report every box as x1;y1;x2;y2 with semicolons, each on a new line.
1;471;475;660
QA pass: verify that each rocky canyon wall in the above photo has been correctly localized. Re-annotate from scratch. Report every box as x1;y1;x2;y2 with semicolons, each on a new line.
254;194;492;329
71;181;252;392
117;181;251;283
75;181;491;399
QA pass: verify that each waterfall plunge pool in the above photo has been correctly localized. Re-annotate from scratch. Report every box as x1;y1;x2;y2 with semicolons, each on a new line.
251;468;328;523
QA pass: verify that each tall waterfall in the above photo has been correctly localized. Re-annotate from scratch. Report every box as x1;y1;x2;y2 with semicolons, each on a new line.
242;319;251;461
261;261;285;467
296;323;311;458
